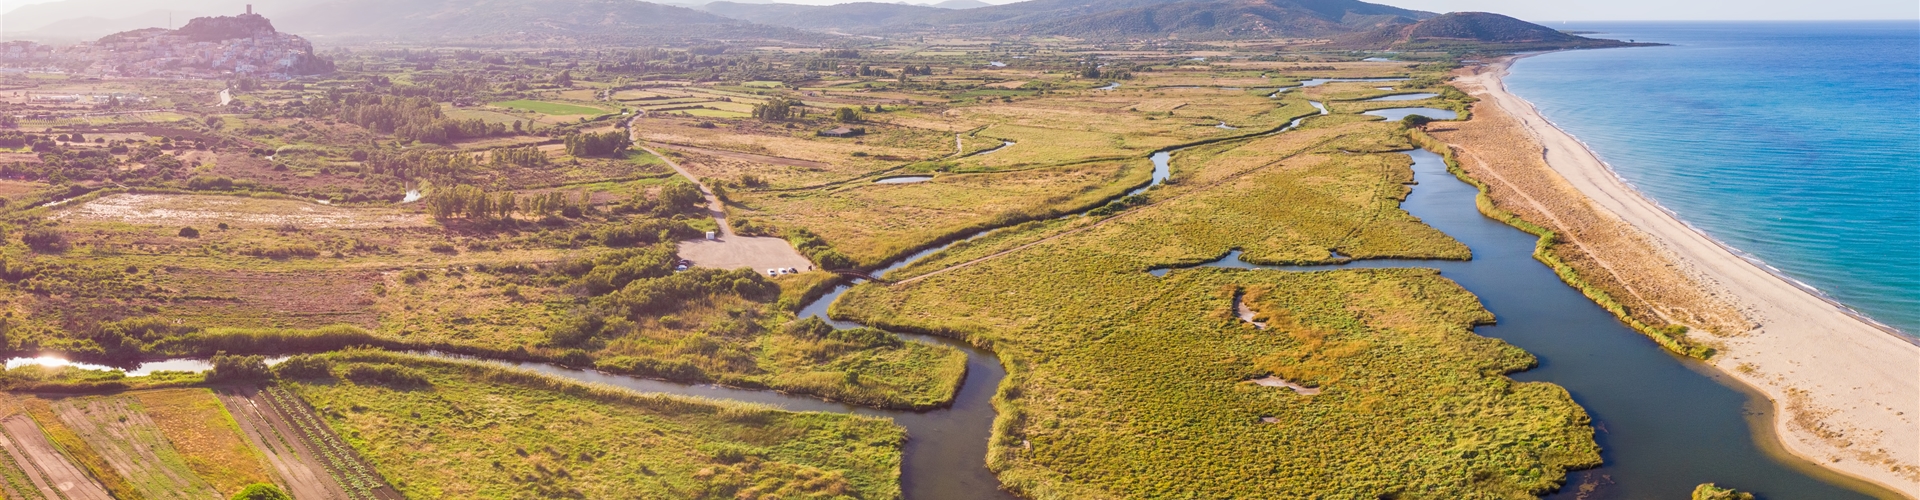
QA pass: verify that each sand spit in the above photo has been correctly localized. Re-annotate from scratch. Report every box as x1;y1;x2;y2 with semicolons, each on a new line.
1439;57;1919;496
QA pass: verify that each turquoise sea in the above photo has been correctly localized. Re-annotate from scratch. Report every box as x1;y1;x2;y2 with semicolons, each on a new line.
1502;21;1920;336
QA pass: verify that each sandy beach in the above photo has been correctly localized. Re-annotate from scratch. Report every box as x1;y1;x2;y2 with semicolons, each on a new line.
1445;57;1919;497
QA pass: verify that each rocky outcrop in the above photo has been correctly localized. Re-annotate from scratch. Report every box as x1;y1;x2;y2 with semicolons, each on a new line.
68;11;334;79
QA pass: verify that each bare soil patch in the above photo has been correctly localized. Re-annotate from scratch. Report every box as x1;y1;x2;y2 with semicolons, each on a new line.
678;236;814;273
55;193;429;230
156;269;384;329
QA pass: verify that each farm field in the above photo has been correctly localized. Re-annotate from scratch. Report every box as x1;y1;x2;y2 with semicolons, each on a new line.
490;100;609;116
216;384;392;500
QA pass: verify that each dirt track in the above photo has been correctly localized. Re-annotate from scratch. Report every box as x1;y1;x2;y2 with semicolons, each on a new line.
0;415;112;500
635;141;814;273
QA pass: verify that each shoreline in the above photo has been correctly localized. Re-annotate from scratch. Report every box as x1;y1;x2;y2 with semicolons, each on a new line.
1490;58;1914;342
1454;55;1919;497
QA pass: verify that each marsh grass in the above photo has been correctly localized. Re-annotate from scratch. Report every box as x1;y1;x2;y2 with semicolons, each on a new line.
830;115;1596;498
285;350;907;499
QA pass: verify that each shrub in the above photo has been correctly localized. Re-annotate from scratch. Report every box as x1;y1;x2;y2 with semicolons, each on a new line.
230;483;292;500
272;355;333;379
178;227;200;238
208;353;271;381
342;363;430;388
399;269;432;284
1691;484;1754;500
542;312;607;348
186;175;235;191
22;228;68;253
596;356;708;380
239;243;320;259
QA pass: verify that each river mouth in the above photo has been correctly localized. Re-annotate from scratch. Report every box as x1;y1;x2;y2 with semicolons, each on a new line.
1148;149;1881;499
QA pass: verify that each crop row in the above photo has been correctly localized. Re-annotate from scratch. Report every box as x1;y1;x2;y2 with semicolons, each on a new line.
262;386;384;500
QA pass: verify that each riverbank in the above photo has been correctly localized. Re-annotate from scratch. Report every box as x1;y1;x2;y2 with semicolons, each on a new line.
1437;56;1919;496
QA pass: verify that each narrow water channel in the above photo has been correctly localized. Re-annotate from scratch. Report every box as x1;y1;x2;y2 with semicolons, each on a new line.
1152;149;1879;499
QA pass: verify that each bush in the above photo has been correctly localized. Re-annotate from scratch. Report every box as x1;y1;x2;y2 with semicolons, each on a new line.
596;355;708;381
542;312;608;348
787;229;855;270
178;227;200;238
22;228;68;253
1691;484;1754;500
342;363;430;388
208;353;270;381
186;175;236;191
239;243;321;259
230;483;291;500
272;355;333;379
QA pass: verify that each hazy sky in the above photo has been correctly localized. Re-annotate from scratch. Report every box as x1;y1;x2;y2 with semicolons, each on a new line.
3;0;1917;20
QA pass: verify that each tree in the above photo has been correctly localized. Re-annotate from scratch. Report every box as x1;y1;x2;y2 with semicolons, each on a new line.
659;183;705;213
834;107;860;123
751;97;797;121
553;70;574;87
208;353;270;381
230;483;292;500
563;132;631;157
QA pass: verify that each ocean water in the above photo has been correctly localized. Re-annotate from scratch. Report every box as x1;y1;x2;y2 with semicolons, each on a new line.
1502;21;1920;336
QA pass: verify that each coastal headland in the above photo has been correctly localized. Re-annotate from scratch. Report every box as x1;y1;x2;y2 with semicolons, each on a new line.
1434;56;1920;497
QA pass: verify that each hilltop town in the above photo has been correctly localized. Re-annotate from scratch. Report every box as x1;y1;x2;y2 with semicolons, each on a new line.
0;6;332;80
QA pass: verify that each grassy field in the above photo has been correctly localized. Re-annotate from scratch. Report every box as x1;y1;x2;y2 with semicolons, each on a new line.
830;112;1598;497
283;350;908;499
490;100;608;116
735;160;1150;267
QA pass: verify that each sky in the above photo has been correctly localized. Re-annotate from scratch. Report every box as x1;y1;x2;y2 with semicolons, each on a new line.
3;0;1917;20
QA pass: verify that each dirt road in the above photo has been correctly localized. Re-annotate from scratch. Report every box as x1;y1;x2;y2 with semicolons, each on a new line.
634;134;813;272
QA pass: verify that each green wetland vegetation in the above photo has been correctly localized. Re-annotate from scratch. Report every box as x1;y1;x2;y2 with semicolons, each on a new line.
836;117;1599;498
279;350;906;499
0;34;1850;499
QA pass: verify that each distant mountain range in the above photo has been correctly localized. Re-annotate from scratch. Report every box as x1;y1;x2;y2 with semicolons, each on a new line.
2;0;1630;49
